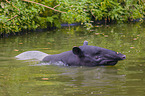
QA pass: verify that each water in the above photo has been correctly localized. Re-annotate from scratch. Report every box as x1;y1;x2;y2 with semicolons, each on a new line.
0;23;145;96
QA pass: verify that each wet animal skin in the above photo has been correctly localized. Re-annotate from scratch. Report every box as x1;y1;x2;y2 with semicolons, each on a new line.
43;41;126;66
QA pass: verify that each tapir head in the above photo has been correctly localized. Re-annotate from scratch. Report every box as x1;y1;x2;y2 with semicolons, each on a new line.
72;41;126;66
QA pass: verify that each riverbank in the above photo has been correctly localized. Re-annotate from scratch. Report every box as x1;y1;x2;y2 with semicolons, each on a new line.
1;18;145;38
0;0;145;37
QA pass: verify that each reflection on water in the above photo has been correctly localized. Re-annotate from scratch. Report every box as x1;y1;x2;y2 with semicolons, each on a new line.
0;23;145;96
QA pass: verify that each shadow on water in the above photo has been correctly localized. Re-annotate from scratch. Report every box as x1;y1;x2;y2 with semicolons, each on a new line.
0;23;145;96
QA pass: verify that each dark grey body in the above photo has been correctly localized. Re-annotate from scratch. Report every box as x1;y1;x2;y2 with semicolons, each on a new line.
43;41;126;66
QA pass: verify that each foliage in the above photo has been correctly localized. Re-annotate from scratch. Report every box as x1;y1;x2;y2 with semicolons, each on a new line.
0;0;145;34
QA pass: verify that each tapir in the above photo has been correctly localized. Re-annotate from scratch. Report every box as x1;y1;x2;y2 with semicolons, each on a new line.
16;41;126;66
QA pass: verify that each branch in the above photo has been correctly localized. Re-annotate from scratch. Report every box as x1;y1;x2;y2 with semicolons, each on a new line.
22;0;66;13
5;0;20;23
7;15;18;22
91;9;96;19
53;4;60;9
5;0;20;12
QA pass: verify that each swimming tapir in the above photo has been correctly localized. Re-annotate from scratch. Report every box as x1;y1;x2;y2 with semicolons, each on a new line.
16;41;126;66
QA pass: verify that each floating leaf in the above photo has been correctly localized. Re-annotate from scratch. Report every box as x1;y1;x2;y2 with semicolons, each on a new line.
19;43;23;44
14;49;19;51
104;35;108;37
130;47;135;49
42;78;49;80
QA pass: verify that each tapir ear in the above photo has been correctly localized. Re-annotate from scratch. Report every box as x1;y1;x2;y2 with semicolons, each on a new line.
72;47;83;57
83;40;88;46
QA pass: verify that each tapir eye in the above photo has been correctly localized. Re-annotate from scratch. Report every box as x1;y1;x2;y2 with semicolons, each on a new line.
95;52;100;55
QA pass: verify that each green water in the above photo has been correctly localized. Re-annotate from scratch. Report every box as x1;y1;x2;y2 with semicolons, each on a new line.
0;23;145;96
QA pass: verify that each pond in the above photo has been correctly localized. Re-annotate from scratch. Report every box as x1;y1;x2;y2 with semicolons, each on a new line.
0;23;145;96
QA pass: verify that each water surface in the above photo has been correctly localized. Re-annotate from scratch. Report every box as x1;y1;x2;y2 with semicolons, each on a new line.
0;23;145;96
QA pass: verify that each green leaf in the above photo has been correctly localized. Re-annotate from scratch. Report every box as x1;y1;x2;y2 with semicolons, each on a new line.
47;17;54;24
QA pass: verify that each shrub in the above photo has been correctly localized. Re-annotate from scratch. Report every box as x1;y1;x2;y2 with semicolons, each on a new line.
0;0;145;34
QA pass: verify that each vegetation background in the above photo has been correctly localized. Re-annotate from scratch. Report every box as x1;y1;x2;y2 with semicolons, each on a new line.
0;0;145;35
